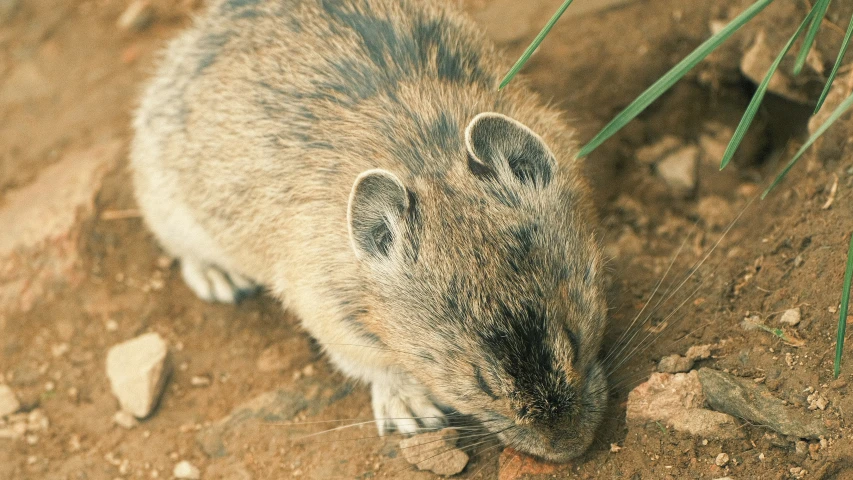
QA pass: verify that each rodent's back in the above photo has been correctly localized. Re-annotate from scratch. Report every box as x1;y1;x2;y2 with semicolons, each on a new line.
132;0;590;283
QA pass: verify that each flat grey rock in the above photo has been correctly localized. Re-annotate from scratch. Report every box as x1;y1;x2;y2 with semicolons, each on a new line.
698;368;827;439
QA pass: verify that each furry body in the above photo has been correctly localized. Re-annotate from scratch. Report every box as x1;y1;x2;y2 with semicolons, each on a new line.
132;0;607;461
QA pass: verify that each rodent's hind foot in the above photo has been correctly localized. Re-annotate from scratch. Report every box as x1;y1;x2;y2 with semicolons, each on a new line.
179;258;259;303
371;375;446;436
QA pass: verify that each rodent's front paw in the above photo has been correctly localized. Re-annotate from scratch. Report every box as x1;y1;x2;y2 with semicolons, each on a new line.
371;377;446;436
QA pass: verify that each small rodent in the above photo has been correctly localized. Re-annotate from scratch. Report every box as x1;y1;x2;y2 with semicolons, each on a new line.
131;0;608;462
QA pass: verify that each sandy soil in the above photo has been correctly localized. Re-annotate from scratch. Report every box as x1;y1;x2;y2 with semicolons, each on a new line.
3;0;853;478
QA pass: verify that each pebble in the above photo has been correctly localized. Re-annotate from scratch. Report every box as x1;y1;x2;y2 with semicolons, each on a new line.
114;410;138;429
807;392;828;411
685;344;714;361
715;452;729;467
399;428;469;476
741;31;809;104
0;384;21;417
636;135;682;165
698;368;827;439
779;308;802;327
657;354;694;374
627;372;739;439
117;0;154;32
656;146;698;196
190;376;211;388
106;332;170;418
173;460;201;480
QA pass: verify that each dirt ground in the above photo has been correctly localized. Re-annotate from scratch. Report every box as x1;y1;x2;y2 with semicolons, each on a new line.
3;0;853;478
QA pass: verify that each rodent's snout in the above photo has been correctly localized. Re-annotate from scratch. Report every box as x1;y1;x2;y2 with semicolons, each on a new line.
481;360;608;463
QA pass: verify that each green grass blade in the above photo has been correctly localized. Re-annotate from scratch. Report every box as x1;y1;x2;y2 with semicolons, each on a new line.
835;234;853;378
499;0;575;90
815;12;853;113
577;0;775;158
762;90;853;198
719;11;815;171
794;0;831;75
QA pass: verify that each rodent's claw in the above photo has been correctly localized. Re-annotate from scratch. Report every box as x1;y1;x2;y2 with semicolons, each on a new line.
371;377;447;436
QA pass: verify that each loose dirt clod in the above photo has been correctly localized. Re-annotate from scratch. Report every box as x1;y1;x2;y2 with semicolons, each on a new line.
173;460;201;479
698;368;827;439
106;332;170;418
715;452;730;467
0;384;21;417
399;428;469;476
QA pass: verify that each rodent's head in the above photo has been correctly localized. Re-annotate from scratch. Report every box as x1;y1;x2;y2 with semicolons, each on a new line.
347;113;607;462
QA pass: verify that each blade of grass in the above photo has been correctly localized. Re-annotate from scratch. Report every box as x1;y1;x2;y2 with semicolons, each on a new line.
794;0;831;75
498;0;575;90
577;0;775;158
719;11;815;171
835;233;853;378
762;90;853;197
815;12;853;113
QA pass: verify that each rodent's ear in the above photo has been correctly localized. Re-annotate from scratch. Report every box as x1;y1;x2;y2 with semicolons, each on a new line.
347;169;409;260
465;113;556;187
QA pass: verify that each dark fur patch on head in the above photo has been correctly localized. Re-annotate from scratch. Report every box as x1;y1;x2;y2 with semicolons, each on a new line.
478;303;575;422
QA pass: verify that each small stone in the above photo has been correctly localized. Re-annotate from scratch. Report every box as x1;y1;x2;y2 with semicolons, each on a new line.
173;460;201;480
636;136;683;165
656;146;698;196
807;392;828;411
0;384;21;417
51;343;70;357
627;372;739;439
190;376;211;388
740;315;762;331
117;0;154;32
779;308;801;327
657;354;694;374
698;368;827;439
741;31;809;104
399;429;469;476
27;409;49;431
795;440;808;455
610;443;622;453
685;344;714;361
106;332;170;418
715;452;729;467
106;319;119;332
114;410;138;429
498;448;559;480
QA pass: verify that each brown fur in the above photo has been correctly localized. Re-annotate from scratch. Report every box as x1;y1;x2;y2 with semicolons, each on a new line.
131;0;607;461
